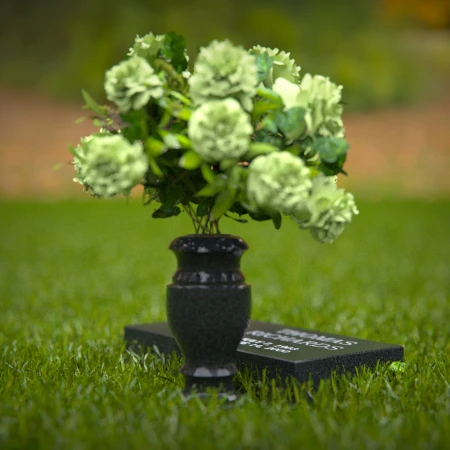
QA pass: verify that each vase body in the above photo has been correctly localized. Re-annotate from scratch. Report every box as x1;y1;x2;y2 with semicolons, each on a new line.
166;234;251;397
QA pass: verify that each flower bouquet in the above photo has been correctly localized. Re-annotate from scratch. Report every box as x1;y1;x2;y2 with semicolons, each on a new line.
71;32;358;396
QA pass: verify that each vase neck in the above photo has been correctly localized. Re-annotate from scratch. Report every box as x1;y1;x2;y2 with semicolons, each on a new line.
169;235;248;286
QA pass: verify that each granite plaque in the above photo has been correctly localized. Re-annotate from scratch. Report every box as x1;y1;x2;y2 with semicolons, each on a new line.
124;320;404;384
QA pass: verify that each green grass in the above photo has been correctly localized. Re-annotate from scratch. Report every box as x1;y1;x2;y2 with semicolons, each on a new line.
1;199;449;449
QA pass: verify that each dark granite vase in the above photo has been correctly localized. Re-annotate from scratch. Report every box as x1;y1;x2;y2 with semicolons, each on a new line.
166;234;251;398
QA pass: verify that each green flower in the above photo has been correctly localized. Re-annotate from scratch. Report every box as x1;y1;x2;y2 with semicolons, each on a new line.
104;56;163;113
188;99;253;163
189;40;258;111
73;135;148;198
127;32;165;62
247;152;312;215
293;175;358;243
296;74;344;137
250;45;301;87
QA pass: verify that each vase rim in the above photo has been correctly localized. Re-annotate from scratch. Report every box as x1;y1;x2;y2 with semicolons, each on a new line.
169;234;248;255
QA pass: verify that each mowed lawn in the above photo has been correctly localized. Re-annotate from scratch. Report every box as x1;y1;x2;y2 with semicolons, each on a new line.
0;199;449;449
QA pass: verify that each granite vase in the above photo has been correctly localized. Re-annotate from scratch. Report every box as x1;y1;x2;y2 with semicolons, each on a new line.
166;234;251;398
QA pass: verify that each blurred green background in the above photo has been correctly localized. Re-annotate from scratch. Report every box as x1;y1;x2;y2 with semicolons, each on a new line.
1;0;449;110
1;0;449;198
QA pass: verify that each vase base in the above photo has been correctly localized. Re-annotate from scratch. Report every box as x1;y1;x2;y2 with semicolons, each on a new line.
183;375;237;402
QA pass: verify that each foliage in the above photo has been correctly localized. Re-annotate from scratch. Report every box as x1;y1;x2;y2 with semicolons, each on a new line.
72;32;358;240
0;199;449;449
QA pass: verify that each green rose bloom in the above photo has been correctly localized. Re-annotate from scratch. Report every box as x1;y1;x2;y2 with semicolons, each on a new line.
296;74;344;138
293;175;358;243
188;98;253;163
250;45;301;88
127;32;165;62
247;152;312;215
73;135;148;198
104;56;163;113
189;39;258;111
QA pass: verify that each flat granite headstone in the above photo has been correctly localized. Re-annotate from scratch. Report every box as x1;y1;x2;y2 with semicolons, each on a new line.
124;321;404;383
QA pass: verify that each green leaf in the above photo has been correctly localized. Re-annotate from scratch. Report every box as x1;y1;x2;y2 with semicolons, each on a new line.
161;32;188;73
255;53;274;83
143;189;156;206
229;202;249;217
92;118;104;128
68;145;81;159
169;90;191;105
160;132;181;149
196;202;211;217
145;137;167;157
318;157;348;176
249;211;272;222
256;86;283;103
283;144;302;156
174;107;191;121
211;190;237;220
152;205;181;219
247;142;279;157
81;90;105;117
224;213;248;224
312;137;349;164
313;137;349;175
144;171;165;187
149;158;164;178
252;100;283;117
389;362;406;373
219;158;238;171
74;116;87;125
201;164;216;184
260;116;278;134
297;137;316;159
197;174;228;197
159;184;184;206
173;134;192;149
228;166;245;192
158;109;172;129
274;107;306;141
196;185;217;197
179;150;202;170
272;213;282;230
254;130;283;148
121;109;148;142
